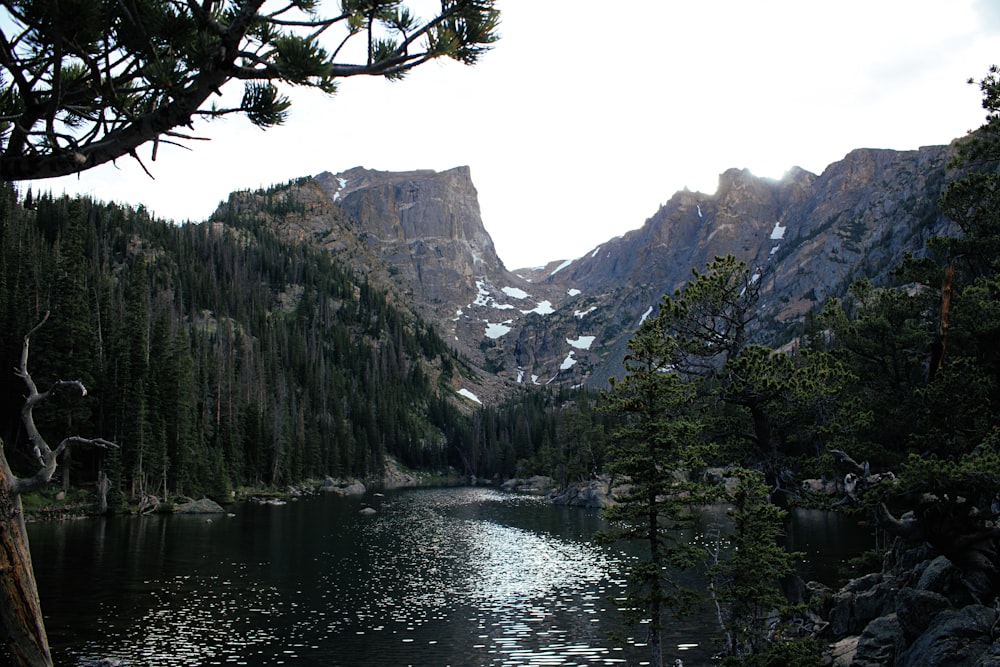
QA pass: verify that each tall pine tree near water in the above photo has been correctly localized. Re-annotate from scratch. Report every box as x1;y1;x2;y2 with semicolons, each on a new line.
599;308;709;667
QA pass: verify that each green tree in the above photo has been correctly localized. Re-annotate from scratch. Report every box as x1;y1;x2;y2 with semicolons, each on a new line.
818;279;936;464
603;257;849;663
0;0;499;180
711;469;815;664
865;67;1000;605
598;308;710;667
657;256;778;453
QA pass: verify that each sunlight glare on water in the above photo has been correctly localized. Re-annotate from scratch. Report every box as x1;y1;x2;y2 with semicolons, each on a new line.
34;487;710;666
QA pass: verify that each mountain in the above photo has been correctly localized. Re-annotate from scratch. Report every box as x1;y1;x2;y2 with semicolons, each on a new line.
0;140;966;501
218;143;958;398
518;144;955;386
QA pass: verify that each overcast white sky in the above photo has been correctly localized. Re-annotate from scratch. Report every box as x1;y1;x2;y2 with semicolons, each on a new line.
28;0;1000;269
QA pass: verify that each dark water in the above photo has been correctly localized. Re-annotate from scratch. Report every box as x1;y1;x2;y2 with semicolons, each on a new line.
27;488;872;666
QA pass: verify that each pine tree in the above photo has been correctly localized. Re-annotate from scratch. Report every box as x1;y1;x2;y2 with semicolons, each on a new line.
598;311;710;667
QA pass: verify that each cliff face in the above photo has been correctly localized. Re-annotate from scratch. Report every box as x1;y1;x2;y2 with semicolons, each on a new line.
315;167;504;305
220;143;959;399
515;144;956;387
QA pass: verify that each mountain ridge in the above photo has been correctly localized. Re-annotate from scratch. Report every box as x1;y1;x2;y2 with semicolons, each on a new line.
220;142;959;399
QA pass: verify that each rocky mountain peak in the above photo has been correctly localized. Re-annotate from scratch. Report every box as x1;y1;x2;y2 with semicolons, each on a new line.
315;166;489;251
309;167;571;384
235;142;961;400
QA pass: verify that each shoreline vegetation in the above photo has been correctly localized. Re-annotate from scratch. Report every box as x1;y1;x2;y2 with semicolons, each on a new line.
24;461;855;521
21;456;467;521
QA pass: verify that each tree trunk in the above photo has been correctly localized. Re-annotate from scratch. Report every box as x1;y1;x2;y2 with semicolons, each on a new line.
96;470;109;515
60;449;71;494
0;448;53;667
749;403;772;457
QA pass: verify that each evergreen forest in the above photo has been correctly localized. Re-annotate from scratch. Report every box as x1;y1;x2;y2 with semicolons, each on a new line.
0;184;599;507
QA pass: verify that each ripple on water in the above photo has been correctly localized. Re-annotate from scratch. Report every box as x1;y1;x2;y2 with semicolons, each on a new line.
303;488;641;665
49;487;713;666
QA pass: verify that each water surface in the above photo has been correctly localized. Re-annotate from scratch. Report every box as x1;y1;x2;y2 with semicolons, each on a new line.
27;487;871;666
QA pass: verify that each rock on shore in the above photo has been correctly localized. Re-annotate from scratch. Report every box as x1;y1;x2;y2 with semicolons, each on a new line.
174;498;227;514
820;540;1000;666
320;477;366;496
500;476;556;495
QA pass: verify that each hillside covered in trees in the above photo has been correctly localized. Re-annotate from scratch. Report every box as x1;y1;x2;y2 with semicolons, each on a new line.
0;184;595;507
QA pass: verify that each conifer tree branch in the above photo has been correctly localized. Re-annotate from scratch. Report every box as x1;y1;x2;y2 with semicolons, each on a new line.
0;0;499;181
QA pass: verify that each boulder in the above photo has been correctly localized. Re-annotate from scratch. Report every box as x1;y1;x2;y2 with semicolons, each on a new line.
550;479;612;508
338;481;367;496
827;636;859;667
359;507;377;516
894;587;950;642
853;613;904;667
853;583;899;629
175;498;226;514
980;637;1000;664
501;475;554;494
896;604;997;666
916;555;959;593
829;572;897;638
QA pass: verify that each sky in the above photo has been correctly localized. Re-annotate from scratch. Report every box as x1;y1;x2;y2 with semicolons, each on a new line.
27;0;1000;269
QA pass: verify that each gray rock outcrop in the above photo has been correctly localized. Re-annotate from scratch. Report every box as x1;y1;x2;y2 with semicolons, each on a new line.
822;539;1000;666
501;476;554;494
174;498;226;514
549;478;615;508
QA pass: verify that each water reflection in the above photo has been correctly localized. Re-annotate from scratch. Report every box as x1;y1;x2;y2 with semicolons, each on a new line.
311;488;647;665
33;488;675;666
28;488;870;666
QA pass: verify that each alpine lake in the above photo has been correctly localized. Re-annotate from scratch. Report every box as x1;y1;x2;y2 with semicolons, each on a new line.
27;486;872;666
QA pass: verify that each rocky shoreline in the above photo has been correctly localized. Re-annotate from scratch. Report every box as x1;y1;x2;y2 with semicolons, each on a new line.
508;474;1000;666
24;456;460;520
814;538;1000;666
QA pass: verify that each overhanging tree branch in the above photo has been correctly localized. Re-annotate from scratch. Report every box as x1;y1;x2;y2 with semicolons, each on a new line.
0;0;500;181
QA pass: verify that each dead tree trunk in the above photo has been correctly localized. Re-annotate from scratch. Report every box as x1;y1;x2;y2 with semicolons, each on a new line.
96;470;109;515
0;447;51;667
0;315;114;666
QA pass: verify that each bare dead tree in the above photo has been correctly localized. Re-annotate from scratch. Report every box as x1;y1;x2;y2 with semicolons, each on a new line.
0;314;114;667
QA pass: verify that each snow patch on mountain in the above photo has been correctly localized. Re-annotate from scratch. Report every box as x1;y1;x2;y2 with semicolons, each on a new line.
484;321;512;339
472;280;492;307
502;286;530;300
560;352;577;370
332;177;348;201
574;306;597;319
567;336;595;350
472;279;516;310
550;259;573;277
457;388;481;404
522;300;554;315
